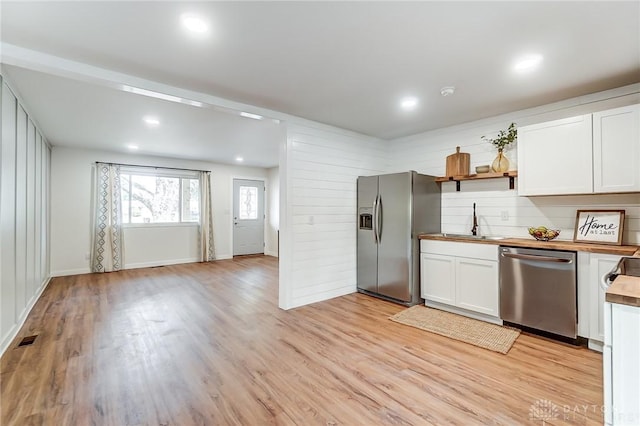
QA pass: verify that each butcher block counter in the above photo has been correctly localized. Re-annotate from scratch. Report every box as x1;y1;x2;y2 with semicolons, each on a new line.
418;233;640;256
606;275;640;307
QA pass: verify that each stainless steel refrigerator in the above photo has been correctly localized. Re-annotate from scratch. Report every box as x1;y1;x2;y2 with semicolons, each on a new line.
357;171;441;306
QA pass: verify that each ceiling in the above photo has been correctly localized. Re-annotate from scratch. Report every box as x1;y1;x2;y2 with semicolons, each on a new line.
1;1;639;168
1;64;283;168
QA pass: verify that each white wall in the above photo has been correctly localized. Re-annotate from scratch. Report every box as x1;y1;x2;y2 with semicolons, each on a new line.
123;226;200;269
265;167;279;257
50;146;271;276
279;123;388;309
1;76;51;355
389;85;640;245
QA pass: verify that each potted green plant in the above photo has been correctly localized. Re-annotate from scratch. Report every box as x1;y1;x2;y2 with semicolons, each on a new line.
481;122;517;172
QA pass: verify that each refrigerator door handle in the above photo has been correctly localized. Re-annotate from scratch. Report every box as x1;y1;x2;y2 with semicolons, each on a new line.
375;195;382;243
372;196;379;244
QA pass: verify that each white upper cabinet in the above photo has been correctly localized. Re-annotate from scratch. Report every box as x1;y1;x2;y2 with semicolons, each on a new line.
518;115;593;196
593;104;640;193
518;104;640;196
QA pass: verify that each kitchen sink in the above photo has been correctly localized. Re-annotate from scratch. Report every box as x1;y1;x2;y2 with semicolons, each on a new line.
427;233;505;241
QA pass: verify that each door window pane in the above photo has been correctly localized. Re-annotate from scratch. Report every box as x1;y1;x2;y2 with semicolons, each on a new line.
238;186;258;220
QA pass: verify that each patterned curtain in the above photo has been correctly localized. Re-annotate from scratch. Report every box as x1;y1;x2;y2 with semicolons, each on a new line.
199;171;215;261
91;163;123;272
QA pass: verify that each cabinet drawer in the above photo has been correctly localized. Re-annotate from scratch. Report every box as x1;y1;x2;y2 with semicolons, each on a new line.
420;240;498;261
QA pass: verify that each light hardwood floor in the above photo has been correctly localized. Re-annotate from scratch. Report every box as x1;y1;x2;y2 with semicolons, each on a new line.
1;255;603;425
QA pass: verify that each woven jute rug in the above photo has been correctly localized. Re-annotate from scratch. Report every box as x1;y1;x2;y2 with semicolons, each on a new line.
389;305;520;354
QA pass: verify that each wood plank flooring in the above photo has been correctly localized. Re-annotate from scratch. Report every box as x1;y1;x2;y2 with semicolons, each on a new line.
1;255;603;425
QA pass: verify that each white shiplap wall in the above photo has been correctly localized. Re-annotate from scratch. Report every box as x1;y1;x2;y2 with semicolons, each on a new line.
389;86;640;245
1;76;51;356
279;123;388;309
438;180;639;244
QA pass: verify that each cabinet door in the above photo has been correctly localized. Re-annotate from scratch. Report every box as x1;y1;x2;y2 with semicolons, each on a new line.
518;115;593;195
420;253;455;305
611;303;640;424
603;303;613;425
455;258;499;317
589;254;621;342
593;104;640;193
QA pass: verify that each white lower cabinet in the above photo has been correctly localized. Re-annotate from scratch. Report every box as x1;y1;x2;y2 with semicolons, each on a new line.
576;252;621;346
420;240;499;321
420;253;455;305
591;255;617;342
455;257;499;317
604;302;640;425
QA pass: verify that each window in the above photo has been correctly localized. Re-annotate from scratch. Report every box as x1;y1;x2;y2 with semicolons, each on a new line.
121;170;200;224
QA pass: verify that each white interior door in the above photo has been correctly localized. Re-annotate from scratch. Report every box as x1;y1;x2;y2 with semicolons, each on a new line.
233;179;265;256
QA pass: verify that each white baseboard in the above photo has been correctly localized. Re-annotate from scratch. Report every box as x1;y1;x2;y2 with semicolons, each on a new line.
588;339;604;353
218;253;278;259
51;267;91;277
124;257;199;270
0;276;52;357
287;285;356;310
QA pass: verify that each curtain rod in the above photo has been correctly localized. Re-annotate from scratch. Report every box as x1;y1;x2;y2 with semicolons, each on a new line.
96;162;210;174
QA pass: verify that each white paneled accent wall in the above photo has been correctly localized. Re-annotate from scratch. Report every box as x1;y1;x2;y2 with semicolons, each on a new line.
389;86;640;245
279;123;388;309
1;77;51;356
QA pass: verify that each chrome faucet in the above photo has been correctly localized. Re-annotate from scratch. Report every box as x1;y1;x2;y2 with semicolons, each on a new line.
471;203;478;236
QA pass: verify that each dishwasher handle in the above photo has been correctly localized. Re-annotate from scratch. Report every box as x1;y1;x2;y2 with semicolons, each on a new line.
501;252;573;263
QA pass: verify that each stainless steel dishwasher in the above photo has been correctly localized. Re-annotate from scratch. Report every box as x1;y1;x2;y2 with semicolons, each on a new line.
499;246;577;339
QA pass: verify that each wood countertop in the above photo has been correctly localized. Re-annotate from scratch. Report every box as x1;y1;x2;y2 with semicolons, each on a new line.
418;234;640;256
606;275;640;308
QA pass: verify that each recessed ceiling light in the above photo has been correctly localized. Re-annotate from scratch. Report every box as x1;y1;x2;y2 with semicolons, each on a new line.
240;112;264;120
400;97;419;111
127;144;139;151
143;116;160;126
513;54;543;72
235;156;244;162
181;13;209;34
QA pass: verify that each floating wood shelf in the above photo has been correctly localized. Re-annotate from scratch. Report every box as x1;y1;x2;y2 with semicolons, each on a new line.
435;171;518;191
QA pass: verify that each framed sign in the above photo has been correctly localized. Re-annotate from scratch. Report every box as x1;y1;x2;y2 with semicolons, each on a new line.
573;210;625;245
